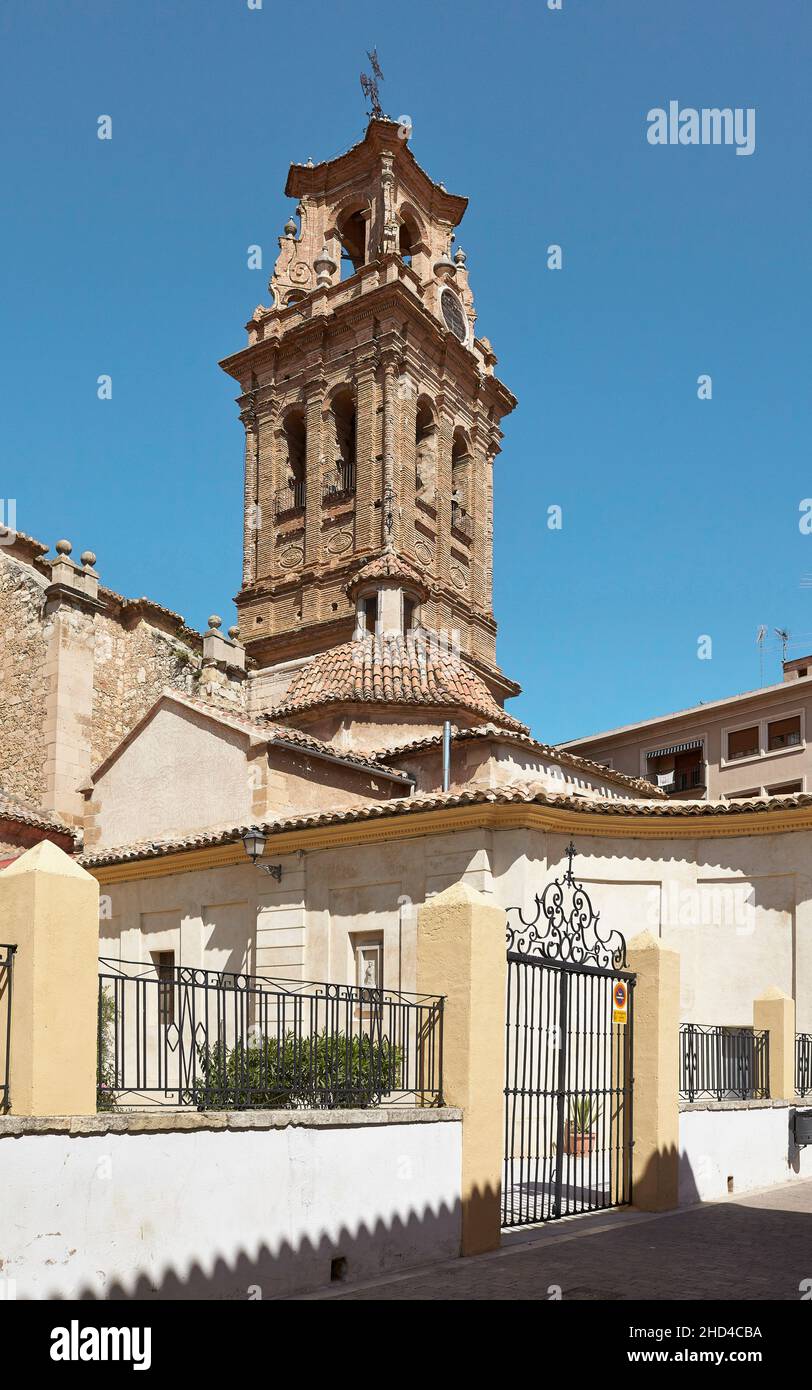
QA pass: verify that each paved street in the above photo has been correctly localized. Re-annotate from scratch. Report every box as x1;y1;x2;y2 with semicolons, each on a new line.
307;1180;812;1301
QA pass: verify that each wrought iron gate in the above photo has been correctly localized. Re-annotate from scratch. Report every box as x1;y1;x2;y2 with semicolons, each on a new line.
503;845;635;1227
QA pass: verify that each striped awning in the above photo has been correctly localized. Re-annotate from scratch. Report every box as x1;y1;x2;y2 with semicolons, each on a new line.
645;739;703;759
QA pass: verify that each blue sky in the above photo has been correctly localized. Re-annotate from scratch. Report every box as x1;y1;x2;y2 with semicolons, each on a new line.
1;0;810;741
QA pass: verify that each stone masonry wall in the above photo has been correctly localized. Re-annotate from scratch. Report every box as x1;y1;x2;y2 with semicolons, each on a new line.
90;612;202;770
0;545;208;819
0;552;49;803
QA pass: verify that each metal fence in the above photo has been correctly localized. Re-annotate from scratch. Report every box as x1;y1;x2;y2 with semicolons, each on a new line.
679;1023;769;1102
0;944;15;1111
797;1033;812;1097
98;958;443;1110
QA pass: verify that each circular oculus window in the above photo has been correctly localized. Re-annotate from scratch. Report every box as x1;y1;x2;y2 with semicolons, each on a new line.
440;288;467;343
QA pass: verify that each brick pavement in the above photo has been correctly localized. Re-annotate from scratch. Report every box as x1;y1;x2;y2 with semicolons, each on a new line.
305;1180;812;1301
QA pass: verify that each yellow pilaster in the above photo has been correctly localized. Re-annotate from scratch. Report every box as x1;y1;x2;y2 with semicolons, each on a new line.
417;882;506;1256
0;841;99;1116
754;985;796;1101
627;930;680;1211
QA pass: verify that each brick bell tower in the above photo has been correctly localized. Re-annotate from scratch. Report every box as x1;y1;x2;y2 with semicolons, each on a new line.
220;118;520;713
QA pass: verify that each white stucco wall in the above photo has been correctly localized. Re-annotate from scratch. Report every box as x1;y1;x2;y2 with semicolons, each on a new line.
92;705;253;848
0;1111;462;1300
679;1102;812;1204
98;820;812;1029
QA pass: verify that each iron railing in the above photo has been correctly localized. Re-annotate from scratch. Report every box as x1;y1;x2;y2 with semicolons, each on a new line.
797;1033;812;1096
322;460;356;503
97;958;443;1111
0;944;16;1111
274;479;306;518
679;1023;769;1102
668;767;705;793
451;503;473;539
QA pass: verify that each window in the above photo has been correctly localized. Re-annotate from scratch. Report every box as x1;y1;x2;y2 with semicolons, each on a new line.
337;209;367;278
451;428;472;534
415;398;437;495
277;408;306;516
355;938;382;991
727;726;759;761
363;594;378;636
726;789;759;800
403;596;417;632
152;950;175;1027
766;780;803;795
353;933;383;1020
441;288;467;343
767;715;802;751
326;388;356;500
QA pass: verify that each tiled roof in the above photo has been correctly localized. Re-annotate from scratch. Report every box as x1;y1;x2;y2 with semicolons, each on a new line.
79;785;812;870
271;634;528;731
87;691;410;785
0;788;75;838
346;550;430;599
372;723;666;798
168;691;407;777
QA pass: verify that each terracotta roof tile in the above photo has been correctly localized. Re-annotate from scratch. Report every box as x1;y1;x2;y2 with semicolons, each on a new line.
372;723;666;798
79;785;812;870
271;634;528;731
0;788;75;838
97;691;409;782
346;550;430;600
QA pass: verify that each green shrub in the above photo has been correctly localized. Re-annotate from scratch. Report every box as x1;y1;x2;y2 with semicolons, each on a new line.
96;987;118;1112
193;1029;400;1110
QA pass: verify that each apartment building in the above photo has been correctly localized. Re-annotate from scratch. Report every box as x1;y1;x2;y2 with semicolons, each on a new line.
561;656;812;800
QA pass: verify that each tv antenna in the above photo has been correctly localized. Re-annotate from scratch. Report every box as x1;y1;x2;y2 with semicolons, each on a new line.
774;627;790;664
756;624;767;686
360;48;386;121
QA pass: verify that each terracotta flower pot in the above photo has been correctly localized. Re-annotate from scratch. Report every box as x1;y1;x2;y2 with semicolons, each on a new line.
564;1123;595;1156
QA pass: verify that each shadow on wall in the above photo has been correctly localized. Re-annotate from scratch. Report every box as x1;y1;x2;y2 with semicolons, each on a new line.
678;1107;812;1206
63;1197;467;1303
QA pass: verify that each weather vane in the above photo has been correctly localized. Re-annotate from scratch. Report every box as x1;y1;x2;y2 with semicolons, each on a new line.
360;48;386;121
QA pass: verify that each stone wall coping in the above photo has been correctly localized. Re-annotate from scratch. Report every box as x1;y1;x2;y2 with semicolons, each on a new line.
679;1098;795;1113
0;1106;462;1138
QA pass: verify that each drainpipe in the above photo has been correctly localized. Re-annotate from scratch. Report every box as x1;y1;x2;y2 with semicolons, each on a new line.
442;720;452;793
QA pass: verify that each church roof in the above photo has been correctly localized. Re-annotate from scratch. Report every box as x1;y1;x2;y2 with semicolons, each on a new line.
0;787;75;838
370;724;667;799
346;550;430;600
270;633;528;731
84;690;412;787
284;119;468;227
80;784;812;871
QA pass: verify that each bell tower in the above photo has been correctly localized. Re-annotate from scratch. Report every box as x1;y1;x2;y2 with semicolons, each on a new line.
220;118;519;709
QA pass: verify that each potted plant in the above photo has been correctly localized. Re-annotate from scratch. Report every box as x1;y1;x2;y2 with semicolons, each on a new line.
564;1097;601;1156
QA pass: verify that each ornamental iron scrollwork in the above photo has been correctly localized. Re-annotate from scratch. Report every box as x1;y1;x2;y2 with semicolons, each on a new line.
506;842;627;970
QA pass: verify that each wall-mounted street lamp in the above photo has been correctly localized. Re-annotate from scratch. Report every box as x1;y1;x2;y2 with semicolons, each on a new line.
241;829;282;881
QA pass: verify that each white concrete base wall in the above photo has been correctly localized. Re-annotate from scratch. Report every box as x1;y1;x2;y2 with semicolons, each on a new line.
679;1102;812;1204
0;1111;462;1300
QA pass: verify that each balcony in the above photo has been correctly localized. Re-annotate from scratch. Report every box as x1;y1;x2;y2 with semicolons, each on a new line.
322;460;356;506
275;479;306;520
451;502;473;540
668;766;706;793
646;763;705;795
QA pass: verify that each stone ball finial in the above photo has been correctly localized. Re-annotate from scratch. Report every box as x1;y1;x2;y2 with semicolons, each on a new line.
80;550;97;569
314;245;338;289
284;218;297;237
208;614;222;630
454;246;467;266
55;539;72;556
228;625;240;641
